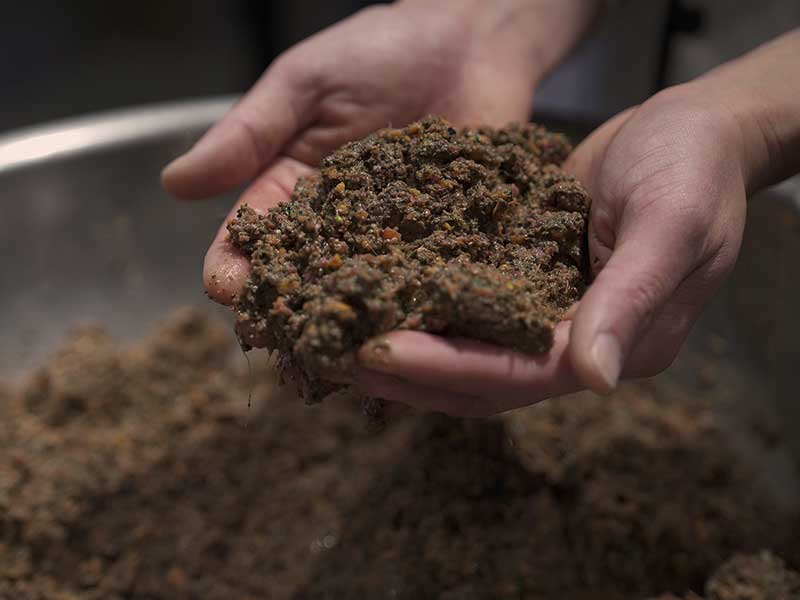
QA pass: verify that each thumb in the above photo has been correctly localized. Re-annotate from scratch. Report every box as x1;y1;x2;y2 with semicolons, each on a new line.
162;60;314;200
568;202;701;394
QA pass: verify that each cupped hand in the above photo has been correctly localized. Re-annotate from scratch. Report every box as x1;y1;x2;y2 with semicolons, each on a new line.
162;2;544;306
355;83;749;415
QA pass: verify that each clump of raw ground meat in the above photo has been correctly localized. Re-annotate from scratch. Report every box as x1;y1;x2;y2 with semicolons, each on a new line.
227;116;590;405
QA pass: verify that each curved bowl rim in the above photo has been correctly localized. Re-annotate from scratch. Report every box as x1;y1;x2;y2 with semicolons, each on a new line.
0;95;236;175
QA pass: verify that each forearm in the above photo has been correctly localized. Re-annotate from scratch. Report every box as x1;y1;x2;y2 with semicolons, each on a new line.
396;0;605;86
696;28;800;192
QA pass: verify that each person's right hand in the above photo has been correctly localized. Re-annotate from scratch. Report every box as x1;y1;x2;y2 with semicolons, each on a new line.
350;83;748;414
161;0;600;307
351;29;800;416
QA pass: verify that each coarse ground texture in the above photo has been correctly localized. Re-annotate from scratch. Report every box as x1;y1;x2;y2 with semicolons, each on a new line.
1;309;798;600
653;551;800;599
227;116;590;403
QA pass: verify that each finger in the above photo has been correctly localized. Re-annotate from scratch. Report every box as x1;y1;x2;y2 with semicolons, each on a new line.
355;365;571;418
205;241;251;307
620;244;735;378
568;205;702;394
162;60;315;200
354;369;501;418
621;297;701;378
203;157;314;304
356;322;581;410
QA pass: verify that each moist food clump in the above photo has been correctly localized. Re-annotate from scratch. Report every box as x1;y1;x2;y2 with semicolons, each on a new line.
228;116;590;402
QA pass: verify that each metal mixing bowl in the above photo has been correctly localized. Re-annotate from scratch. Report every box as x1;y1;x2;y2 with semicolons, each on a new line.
0;98;237;375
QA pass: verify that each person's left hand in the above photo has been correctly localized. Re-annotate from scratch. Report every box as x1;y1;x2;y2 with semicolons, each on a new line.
354;82;750;416
161;1;578;307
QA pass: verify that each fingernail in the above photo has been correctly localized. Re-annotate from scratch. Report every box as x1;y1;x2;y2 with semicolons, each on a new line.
590;332;622;393
357;336;393;372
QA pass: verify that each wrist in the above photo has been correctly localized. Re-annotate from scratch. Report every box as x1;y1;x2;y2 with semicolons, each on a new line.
394;0;604;88
694;29;800;193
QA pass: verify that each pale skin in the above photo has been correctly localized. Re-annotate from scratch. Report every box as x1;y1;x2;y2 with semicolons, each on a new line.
162;1;800;417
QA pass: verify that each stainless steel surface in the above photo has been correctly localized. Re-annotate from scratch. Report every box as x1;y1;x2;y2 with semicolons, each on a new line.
0;97;237;376
0;98;798;493
0;97;236;175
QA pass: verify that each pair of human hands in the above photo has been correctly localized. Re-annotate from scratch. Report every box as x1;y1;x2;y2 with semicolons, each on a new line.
162;3;767;417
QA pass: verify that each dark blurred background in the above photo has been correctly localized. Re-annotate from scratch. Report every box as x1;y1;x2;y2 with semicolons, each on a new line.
2;0;799;133
0;1;369;132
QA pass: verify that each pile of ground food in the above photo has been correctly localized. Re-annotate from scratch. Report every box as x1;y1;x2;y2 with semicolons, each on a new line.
228;116;590;403
655;552;800;600
1;309;798;600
